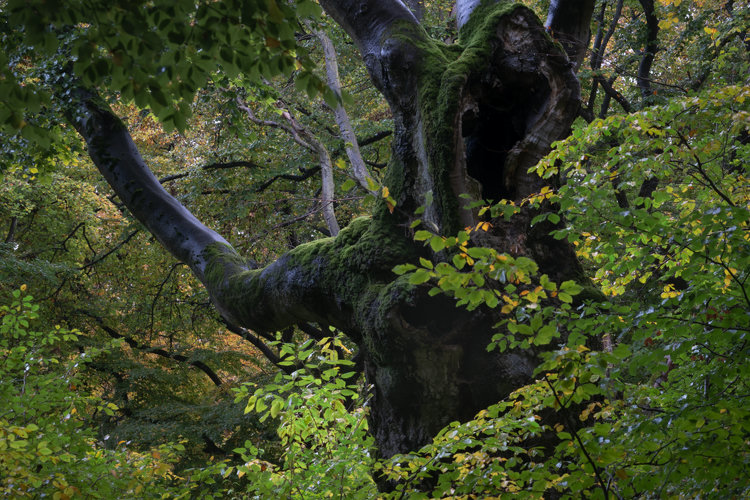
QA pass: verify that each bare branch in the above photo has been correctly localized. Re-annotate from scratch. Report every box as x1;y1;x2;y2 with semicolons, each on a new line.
236;95;339;235
159;161;261;184
317;29;377;195
83;312;224;386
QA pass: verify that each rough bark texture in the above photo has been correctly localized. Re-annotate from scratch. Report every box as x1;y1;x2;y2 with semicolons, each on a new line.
68;0;592;459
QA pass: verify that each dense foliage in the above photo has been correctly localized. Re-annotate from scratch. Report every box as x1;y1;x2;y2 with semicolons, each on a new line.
1;0;748;497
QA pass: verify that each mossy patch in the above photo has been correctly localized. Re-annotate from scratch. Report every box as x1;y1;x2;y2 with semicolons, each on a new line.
407;1;528;234
201;215;418;336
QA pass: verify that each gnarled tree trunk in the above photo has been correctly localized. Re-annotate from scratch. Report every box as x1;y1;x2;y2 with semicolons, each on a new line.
67;0;593;458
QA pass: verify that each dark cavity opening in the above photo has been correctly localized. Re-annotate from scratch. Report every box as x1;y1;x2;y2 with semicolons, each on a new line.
461;69;550;202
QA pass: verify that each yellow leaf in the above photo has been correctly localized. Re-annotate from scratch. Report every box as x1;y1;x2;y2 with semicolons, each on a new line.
382;186;389;198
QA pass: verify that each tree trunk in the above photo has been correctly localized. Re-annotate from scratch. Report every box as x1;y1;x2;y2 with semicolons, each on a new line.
67;0;591;460
320;1;587;457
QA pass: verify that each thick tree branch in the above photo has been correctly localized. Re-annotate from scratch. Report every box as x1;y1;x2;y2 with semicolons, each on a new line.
67;87;239;284
65;87;359;335
545;0;596;70
318;0;426;107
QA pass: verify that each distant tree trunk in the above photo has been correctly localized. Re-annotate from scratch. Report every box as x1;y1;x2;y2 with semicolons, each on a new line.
67;0;593;458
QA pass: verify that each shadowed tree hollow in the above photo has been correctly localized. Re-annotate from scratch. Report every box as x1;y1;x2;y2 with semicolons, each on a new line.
66;0;594;457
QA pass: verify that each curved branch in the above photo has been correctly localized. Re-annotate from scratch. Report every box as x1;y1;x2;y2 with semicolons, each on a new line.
66;87;354;334
318;0;426;106
67;87;238;285
84;312;224;386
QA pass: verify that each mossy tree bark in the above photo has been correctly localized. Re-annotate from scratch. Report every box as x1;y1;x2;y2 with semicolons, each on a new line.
68;0;593;458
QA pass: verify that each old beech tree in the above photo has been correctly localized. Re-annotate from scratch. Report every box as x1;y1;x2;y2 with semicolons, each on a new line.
66;0;594;456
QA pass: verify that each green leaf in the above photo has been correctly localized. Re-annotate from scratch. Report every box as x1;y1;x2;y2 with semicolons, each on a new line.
414;230;432;241
409;269;432;285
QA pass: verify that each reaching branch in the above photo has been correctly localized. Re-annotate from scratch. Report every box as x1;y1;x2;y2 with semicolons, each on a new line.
66;87;240;285
64;86;356;335
159;161;261;184
316;29;377;195
83;312;224;386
